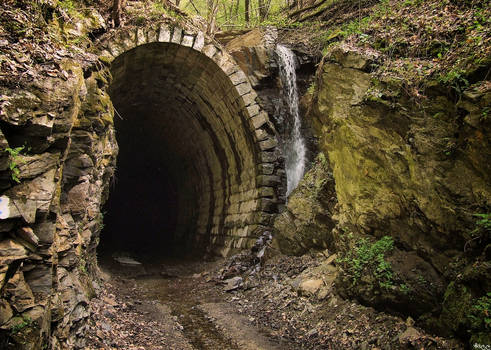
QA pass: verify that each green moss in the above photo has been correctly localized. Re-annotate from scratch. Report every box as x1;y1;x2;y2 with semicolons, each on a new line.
440;282;473;332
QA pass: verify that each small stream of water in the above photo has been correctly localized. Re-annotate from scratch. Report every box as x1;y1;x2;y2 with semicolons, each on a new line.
276;44;306;197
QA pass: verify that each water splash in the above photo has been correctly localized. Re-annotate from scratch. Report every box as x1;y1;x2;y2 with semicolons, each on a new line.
276;44;306;197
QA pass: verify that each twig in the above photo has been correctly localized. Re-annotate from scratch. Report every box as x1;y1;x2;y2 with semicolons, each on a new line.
113;107;124;120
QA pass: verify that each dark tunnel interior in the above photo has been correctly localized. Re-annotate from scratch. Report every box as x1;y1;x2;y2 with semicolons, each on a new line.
98;112;188;259
96;42;267;261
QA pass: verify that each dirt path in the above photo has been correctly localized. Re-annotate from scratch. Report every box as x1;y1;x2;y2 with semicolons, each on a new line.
86;254;463;350
85;258;293;350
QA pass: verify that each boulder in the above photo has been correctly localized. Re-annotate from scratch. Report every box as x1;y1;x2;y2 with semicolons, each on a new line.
225;27;277;87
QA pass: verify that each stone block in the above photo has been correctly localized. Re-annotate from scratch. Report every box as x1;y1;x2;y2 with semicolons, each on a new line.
254;128;269;141
246;103;260;117
147;26;158;43
107;41;123;57
136;28;146;45
241;91;257;106
119;31;136;50
182;34;194;47
250;112;267;129
234;82;251;97
258;137;278;150
259;198;276;212
202;44;217;58
229;70;247;86
171;27;182;44
220;59;238;76
260;151;278;163
193;31;205;51
259;163;275;175
257;174;281;186
258;187;275;198
158;25;171;42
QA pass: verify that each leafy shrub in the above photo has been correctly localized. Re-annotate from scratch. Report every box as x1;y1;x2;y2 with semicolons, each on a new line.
338;235;395;288
467;292;491;331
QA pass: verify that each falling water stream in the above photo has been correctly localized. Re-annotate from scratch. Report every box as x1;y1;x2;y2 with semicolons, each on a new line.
276;44;307;197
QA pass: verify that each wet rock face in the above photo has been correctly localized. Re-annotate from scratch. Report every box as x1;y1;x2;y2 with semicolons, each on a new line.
273;153;337;256
225;27;278;89
222;28;319;204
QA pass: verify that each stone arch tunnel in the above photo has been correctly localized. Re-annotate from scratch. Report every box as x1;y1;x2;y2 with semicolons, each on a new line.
96;25;284;258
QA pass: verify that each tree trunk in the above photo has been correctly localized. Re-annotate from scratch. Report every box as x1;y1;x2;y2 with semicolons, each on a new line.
234;0;240;17
206;0;219;35
258;0;266;21
112;0;123;27
245;0;250;23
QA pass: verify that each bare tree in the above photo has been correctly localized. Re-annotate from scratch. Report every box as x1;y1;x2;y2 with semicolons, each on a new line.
245;0;250;23
234;0;240;17
112;0;125;27
206;0;219;35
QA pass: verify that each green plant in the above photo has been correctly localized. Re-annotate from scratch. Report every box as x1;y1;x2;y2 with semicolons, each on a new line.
97;212;105;231
439;68;469;95
467;292;491;330
480;107;490;121
79;260;87;274
417;275;426;285
473;213;491;232
307;81;316;95
399;283;411;295
465;213;491;252
338;236;395;288
5;146;25;183
10;315;32;334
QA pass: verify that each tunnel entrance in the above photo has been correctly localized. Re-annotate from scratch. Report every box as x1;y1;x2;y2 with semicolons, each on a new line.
96;31;283;260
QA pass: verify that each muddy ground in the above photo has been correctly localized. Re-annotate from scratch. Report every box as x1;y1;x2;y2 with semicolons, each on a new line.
85;251;463;350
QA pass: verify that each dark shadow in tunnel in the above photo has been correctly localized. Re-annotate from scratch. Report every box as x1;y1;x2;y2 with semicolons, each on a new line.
98;114;190;260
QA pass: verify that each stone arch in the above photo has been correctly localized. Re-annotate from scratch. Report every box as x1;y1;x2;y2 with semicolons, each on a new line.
93;23;283;256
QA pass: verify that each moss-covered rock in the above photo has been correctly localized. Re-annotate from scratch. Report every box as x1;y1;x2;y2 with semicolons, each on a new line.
335;234;445;318
311;48;491;270
273;153;337;255
284;46;491;341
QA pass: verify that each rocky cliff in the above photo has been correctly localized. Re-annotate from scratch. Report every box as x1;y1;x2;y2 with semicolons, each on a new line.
274;40;490;344
0;53;118;348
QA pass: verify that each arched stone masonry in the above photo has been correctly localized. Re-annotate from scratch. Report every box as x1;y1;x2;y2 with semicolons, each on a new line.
94;23;284;256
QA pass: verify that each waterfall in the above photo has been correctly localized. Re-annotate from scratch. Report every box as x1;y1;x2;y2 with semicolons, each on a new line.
276;44;306;197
